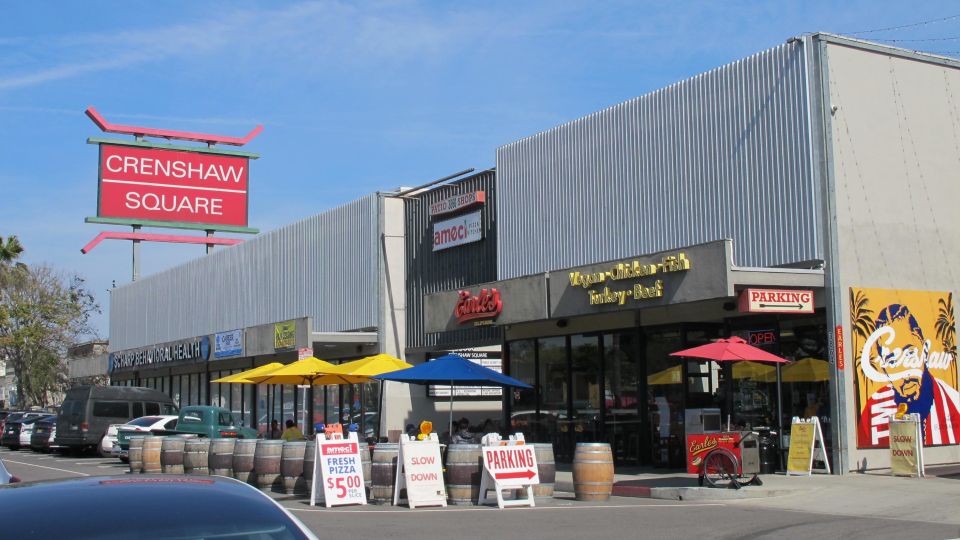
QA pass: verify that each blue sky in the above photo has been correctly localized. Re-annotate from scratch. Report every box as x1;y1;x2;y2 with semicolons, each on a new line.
2;1;959;337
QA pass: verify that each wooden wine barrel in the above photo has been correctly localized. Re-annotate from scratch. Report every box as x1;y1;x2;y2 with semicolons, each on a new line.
141;436;164;474
184;438;210;475
232;439;257;484
128;436;146;474
370;443;399;504
359;442;372;489
281;441;307;495
160;437;186;474
444;444;482;505
208;438;236;477
572;442;614;501
533;443;556;498
302;441;316;493
254;440;284;491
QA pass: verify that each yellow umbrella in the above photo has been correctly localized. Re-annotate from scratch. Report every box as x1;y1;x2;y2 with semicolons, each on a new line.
333;354;413;377
779;358;829;383
211;362;284;384
733;361;775;381
247;356;340;385
647;365;682;385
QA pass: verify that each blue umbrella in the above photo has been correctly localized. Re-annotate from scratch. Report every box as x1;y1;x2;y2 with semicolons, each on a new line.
372;353;532;437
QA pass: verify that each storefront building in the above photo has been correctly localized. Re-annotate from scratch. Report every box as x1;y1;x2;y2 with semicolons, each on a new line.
424;34;960;471
109;194;405;439
402;169;505;430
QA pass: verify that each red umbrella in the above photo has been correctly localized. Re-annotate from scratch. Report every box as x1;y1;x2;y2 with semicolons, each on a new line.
669;336;788;363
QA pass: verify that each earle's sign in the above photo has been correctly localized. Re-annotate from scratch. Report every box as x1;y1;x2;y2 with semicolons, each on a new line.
97;143;249;227
110;336;210;371
454;288;502;325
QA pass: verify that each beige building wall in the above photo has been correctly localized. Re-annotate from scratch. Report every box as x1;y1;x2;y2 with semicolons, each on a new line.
826;42;960;469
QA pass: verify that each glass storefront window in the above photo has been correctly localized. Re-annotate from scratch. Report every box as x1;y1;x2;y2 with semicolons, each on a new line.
570;334;601;445
646;328;685;468
361;382;380;441
604;331;641;464
172;375;182;407
538;336;568;460
189;373;199;406
508;340;537;438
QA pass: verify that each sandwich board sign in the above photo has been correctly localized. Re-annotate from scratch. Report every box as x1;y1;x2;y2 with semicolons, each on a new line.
395;434;446;508
786;416;830;476
478;433;539;509
890;414;925;478
310;431;367;507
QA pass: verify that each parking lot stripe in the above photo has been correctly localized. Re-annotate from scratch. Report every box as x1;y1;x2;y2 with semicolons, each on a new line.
289;502;724;513
3;459;89;476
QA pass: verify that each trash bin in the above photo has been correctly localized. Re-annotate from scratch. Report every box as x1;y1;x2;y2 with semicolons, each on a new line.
757;428;778;474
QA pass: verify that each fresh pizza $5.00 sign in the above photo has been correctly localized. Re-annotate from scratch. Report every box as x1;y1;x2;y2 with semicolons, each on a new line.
312;434;366;507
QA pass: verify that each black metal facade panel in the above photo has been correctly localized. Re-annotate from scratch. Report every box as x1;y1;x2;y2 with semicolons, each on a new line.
404;169;502;351
496;42;822;279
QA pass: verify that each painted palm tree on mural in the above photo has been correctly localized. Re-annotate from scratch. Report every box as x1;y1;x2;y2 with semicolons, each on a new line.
935;293;956;352
850;289;875;341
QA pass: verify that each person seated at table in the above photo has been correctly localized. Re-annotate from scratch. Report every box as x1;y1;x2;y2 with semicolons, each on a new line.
281;419;305;441
451;418;475;444
405;423;418;440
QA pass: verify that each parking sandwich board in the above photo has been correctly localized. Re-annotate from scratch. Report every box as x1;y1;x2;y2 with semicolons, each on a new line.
479;433;539;509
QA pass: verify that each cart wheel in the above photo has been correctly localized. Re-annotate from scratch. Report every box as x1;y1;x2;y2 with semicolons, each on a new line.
697;475;704;487
736;473;760;487
702;449;739;489
735;473;758;487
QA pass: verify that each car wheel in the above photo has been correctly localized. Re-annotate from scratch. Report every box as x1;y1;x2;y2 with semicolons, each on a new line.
120;456;129;464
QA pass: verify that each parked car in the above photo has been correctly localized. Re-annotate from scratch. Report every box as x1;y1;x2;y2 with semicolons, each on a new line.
158;406;258;440
0;456;19;484
0;475;316;539
55;386;178;455
2;412;50;450
111;415;179;461
30;415;60;453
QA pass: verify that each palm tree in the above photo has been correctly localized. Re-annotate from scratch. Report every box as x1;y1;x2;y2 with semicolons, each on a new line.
0;235;24;266
936;293;956;352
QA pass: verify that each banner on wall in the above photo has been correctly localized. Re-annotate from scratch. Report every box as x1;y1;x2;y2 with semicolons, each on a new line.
851;288;960;449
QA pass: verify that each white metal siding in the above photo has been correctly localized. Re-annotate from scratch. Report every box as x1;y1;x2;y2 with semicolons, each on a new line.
109;195;380;351
497;42;820;278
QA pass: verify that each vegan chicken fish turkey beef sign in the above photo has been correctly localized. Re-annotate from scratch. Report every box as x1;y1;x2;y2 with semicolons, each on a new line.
81;107;261;264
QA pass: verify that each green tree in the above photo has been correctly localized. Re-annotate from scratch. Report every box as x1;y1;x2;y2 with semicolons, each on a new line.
0;265;99;407
0;235;24;264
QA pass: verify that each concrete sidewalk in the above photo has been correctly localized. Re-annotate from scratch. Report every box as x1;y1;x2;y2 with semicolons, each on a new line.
553;463;960;505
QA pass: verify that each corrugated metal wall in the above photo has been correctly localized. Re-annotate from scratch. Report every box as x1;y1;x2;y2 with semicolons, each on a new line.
405;170;501;351
110;195;380;351
497;41;821;278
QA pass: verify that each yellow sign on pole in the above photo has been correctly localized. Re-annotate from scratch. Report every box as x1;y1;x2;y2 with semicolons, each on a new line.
274;320;296;350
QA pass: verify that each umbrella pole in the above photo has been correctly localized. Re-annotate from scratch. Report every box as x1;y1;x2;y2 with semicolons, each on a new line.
449;380;454;439
776;363;784;471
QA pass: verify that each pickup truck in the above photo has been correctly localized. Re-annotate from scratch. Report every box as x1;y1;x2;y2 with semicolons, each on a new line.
117;406;258;453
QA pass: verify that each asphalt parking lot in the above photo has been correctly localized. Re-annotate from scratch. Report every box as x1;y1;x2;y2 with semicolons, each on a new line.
3;446;959;540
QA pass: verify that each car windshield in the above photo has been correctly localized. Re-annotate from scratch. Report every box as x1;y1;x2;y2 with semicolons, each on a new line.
126;417;163;427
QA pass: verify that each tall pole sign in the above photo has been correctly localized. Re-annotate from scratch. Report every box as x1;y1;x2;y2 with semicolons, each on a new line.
81;107;262;280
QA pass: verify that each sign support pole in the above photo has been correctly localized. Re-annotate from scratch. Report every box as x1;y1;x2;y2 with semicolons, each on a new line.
206;230;215;254
132;224;141;281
